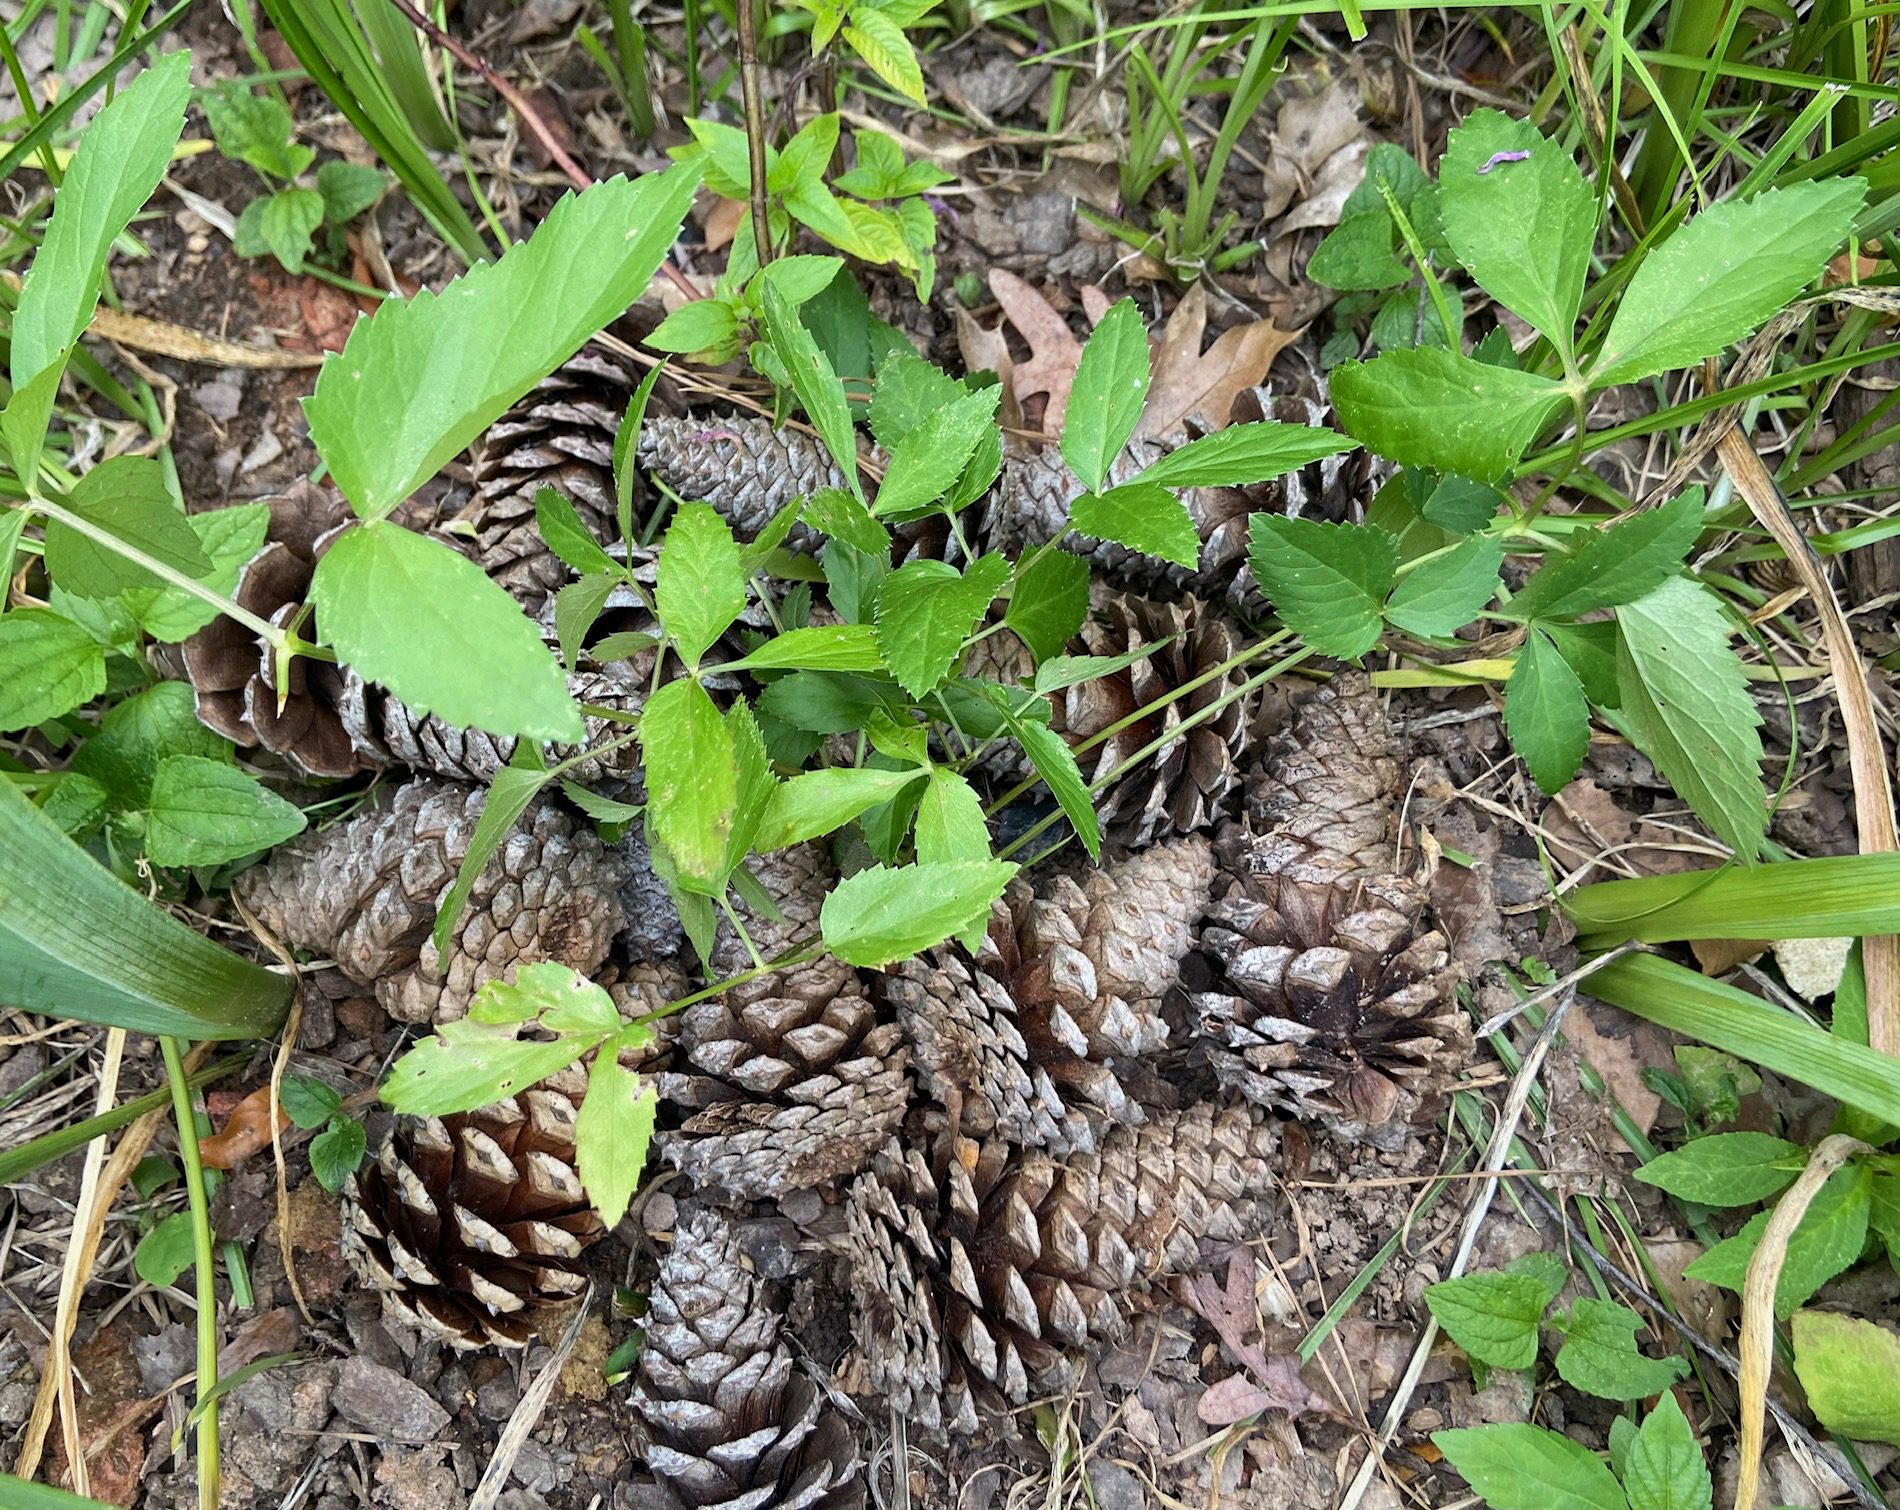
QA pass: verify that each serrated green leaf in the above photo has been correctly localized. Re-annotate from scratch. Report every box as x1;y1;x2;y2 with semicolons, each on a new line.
560;780;643;828
1331;347;1565;483
875;555;1012;697
576;1051;657;1227
1540;619;1621;708
757;255;845;306
1034;642;1166;693
279;1074;343;1130
1614;577;1765;862
433;757;551;957
1792;1310;1900;1450
144;756;306;867
642;677;735;892
759;766;926;851
1633;1132;1808;1206
122;502;271;642
1623;1394;1712;1510
381;1019;595;1118
306;164;701;521
992;691;1100;860
805;487;891;557
657;503;745;668
536;485;620;577
1247;515;1396;659
1684;1164;1870;1317
821;541;888;624
308;1114;367;1193
1552;1299;1689;1401
315;160;385;225
1133;422;1355;489
1005;549;1089;663
1509;490;1704;623
843;10;926;104
1307;143;1437;291
1423;1271;1555;1370
757;669;903;733
871;384;1000;520
679;117;770;198
720;697;774;883
768;112;840;194
41;772;109;840
1070;482;1199;568
13;51;192;391
1062;299;1150;495
46;456;211;597
1385;535;1502;637
759;277;862;499
1592;179;1867;387
1439;110;1595;352
723;623;886;673
1433;1425;1627;1510
70;682;230;810
256;187;325;273
915;769;990;864
312;523;583;741
1506;627;1590;794
869;353;963;451
821;859;1017;966
471;960;622;1033
0;610;106;729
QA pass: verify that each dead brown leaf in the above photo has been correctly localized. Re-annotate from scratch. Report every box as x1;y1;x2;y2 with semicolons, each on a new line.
985;269;1082;436
1184;1252;1326;1426
1564;998;1672;1137
1542;777;1709;880
1138;283;1300;441
200;1084;291;1170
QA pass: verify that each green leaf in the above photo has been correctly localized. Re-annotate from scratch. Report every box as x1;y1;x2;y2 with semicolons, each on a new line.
46;456;212;596
1034;641;1165;693
0;609;106;729
311;522;583;742
1439;110;1595;352
757;669;903;734
144;756;307;867
0;1473;158;1510
805;487;891;557
135;1211;197;1288
759;766;926;851
0;778;292;1039
1684;1165;1871;1317
757;254;846;306
871;384;1001;520
1247;516;1397;659
308;1115;367;1193
255;187;325;273
1623;1394;1712;1510
279;1074;343;1131
996;697;1101;860
1070;482;1199;569
657;503;745;668
1385;535;1502;637
874;555;1013;697
315;160;385;225
12;51;192;391
1331;347;1565;483
1792;1310;1900;1449
723;623;887;673
536;486;619;576
123;501;272;642
719;698;774;883
759;277;862;499
576;1051;658;1227
381;1019;595;1118
646;298;742;357
1005;549;1089;663
679;117;769;198
1509;490;1704;623
869;354;963;451
2;359;67;486
822;542;887;625
430;758;551;956
1061;299;1150;495
472;960;622;1034
1552;1299;1690;1401
1614;578;1765;862
1592;179;1867;387
768;112;840;194
1424;1271;1558;1370
1423;475;1509;533
305;164;701;521
843;10;926;105
1541;619;1621;707
1307;143;1439;291
642;677;736;892
1433;1425;1627;1510
1634;1132;1809;1206
820;859;1017;966
71;682;230;810
1506;627;1590;794
203;85;312;179
1132;422;1355;489
915;769;990;864
615;363;665;541
560;780;644;828
554;573;617;671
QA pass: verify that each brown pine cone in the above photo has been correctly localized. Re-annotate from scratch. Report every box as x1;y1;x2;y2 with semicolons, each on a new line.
631;1208;863;1510
233;778;630;1024
843;1101;1283;1432
1185;675;1467;1144
638;414;848;544
341;1079;602;1348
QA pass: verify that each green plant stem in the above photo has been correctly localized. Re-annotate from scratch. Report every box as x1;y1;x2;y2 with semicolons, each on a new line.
161;1036;219;1510
0;1053;246;1185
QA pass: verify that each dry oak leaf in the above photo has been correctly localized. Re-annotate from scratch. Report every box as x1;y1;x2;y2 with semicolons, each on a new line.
985;269;1083;436
1139;282;1300;441
199;1083;291;1169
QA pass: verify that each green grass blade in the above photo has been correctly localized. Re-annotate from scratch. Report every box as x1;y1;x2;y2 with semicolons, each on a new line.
1588;952;1900;1128
1566;855;1900;946
0;1052;245;1186
0;1476;122;1510
0;780;291;1039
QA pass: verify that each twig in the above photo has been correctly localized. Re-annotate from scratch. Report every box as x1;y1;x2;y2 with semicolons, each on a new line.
736;0;773;267
1475;941;1642;1038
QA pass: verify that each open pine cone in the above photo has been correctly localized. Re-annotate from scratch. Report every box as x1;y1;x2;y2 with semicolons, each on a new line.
631;1208;863;1510
342;1081;603;1348
638;414;848;544
233;778;633;1023
843;1101;1282;1432
1183;675;1468;1144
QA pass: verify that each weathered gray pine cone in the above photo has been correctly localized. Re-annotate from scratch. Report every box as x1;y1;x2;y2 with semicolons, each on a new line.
638;414;849;544
631;1208;864;1510
843;1101;1283;1432
233;778;631;1023
341;1078;602;1348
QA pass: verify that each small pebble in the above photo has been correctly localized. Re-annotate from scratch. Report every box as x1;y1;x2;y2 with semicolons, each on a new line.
330;1356;452;1442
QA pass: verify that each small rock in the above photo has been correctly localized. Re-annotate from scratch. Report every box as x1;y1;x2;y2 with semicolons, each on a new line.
777;1188;821;1228
735;1217;800;1279
1086;1462;1145;1510
475;1368;520;1423
373;1446;465;1510
1004;191;1074;257
0;1045;48;1097
1774;934;1852;1001
639;1190;677;1235
134;1325;196;1395
330;1357;452;1442
509;1439;572;1495
191;381;243;423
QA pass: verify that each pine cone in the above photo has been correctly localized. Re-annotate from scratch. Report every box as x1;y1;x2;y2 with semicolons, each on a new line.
465;348;640;618
638;414;848;544
631;1208;863;1510
233;778;630;1024
341;1081;603;1348
843;1101;1282;1432
1185;676;1467;1143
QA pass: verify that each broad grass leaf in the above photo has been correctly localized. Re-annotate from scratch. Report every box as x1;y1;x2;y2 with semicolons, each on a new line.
1505;627;1589;794
1552;1299;1689;1401
0;609;106;729
1132;421;1354;489
1247;516;1396;659
874;555;1012;697
1005;549;1089;663
1062;299;1150;494
1684;1164;1871;1317
1792;1311;1900;1450
144;756;306;867
1331;347;1564;482
821;860;1017;966
1423;1271;1553;1370
657;503;745;668
1592;178;1866;387
642;677;736;892
759;277;863;499
46;456;212;596
12;51;192;389
1623;1394;1712;1510
312;523;583;741
1614;577;1764;862
1508;489;1704;623
1432;1425;1627;1510
1070;482;1199;568
1633;1132;1808;1206
1384;534;1503;637
306;164;701;521
1439;110;1595;351
576;1053;657;1227
759;766;926;851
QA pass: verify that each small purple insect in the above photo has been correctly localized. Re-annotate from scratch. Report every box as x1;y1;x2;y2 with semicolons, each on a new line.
1476;150;1532;174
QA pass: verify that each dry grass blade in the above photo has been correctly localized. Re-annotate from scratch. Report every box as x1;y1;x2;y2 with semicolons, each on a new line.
1715;429;1899;1055
467;1286;594;1510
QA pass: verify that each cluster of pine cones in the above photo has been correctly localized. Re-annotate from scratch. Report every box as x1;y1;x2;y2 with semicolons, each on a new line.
200;354;1466;1504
